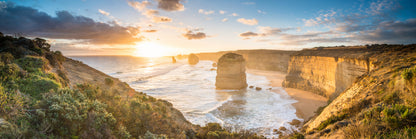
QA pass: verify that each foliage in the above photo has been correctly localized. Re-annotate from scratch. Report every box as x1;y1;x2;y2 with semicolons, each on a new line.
15;56;48;73
19;75;61;99
402;67;416;81
105;78;114;86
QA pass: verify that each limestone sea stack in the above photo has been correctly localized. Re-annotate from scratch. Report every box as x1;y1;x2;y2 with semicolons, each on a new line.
188;53;199;65
171;56;177;63
215;53;247;89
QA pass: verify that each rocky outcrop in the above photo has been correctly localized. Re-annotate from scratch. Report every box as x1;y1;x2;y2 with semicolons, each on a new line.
283;56;372;99
172;56;176;63
188;53;199;65
197;50;295;72
215;53;247;89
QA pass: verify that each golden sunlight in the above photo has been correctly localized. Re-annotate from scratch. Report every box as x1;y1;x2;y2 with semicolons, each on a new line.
134;42;170;57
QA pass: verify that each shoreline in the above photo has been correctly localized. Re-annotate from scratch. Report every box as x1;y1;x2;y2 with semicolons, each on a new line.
247;69;327;120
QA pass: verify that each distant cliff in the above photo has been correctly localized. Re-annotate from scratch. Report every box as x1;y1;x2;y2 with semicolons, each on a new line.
197;50;295;73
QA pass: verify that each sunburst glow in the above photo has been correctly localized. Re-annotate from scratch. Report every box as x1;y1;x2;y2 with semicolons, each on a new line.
134;42;170;58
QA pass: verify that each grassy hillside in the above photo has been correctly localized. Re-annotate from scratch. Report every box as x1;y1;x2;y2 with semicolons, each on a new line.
0;33;262;139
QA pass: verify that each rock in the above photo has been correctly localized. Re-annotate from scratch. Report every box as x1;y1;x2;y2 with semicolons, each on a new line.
255;87;262;91
289;119;302;126
172;56;176;63
188;54;199;65
215;53;247;89
319;129;331;136
279;126;287;131
249;86;254;88
212;62;217;67
210;68;216;71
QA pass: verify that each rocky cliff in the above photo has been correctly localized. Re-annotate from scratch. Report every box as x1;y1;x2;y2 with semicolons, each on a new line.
297;44;416;138
197;50;295;73
283;56;373;99
283;46;379;99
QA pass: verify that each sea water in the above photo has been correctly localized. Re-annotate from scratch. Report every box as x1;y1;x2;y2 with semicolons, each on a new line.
71;56;301;138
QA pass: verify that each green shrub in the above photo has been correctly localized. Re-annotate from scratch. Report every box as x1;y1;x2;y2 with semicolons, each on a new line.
382;104;416;129
382;91;400;104
0;63;21;82
19;75;61;99
317;113;347;130
15;56;48;73
402;67;416;81
0;52;14;64
105;78;114;86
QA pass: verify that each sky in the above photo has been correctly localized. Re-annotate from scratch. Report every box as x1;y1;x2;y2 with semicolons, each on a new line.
0;0;415;56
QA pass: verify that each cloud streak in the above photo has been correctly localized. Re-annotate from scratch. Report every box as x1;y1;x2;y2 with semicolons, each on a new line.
156;0;184;11
0;4;143;45
182;30;207;40
237;18;258;25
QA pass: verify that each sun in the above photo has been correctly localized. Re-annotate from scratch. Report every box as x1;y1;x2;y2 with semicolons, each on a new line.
134;42;169;58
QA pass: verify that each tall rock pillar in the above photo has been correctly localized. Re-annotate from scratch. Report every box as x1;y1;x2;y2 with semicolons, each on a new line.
215;53;247;89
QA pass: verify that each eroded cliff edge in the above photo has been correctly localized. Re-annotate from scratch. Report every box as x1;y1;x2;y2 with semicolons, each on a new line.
282;48;376;99
292;45;416;138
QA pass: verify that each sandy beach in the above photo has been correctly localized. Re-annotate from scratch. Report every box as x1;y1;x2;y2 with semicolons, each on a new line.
248;69;327;120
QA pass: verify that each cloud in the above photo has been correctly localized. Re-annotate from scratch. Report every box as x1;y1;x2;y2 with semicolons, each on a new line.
98;9;110;16
156;0;184;11
152;16;172;23
0;4;143;45
257;10;266;14
302;10;336;26
128;0;151;11
222;18;228;22
239;32;259;37
242;2;255;5
182;30;207;40
357;18;416;43
198;9;214;15
144;9;159;17
237;18;258;25
219;10;226;14
231;13;239;16
257;26;294;35
97;9;121;25
239;26;295;39
143;29;157;33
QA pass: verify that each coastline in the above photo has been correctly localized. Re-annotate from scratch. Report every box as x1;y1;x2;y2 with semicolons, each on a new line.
247;69;327;120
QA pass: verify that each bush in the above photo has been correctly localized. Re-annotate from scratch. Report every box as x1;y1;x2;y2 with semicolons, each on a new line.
0;63;21;82
402;67;416;81
15;56;48;73
0;53;14;64
105;78;114;86
19;75;61;99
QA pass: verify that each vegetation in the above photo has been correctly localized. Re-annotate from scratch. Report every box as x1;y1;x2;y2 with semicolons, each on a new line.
0;33;262;138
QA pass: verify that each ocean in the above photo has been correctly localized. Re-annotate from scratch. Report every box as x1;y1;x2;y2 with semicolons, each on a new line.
71;56;301;138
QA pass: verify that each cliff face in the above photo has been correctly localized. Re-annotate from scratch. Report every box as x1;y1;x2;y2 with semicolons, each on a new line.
299;45;416;138
283;56;371;98
197;50;295;72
